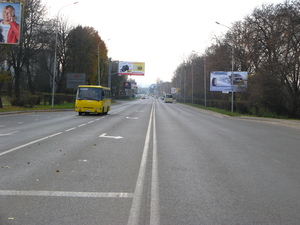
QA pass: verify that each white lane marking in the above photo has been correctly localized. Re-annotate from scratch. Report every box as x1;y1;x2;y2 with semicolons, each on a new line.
127;103;154;225
150;102;160;225
0;116;99;156
65;127;76;132
88;121;94;124
126;117;139;120
0;131;19;137
110;107;126;115
48;132;62;138
99;133;123;139
0;190;133;198
0;132;61;156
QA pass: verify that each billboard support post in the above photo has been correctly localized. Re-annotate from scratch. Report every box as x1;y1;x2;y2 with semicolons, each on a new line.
231;42;234;113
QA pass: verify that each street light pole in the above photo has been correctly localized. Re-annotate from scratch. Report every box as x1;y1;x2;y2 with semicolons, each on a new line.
97;39;110;86
97;41;102;86
191;51;198;104
215;21;234;113
51;2;78;108
191;61;194;104
204;57;207;107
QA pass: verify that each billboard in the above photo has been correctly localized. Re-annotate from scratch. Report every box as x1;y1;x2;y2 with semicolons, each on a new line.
210;71;248;92
123;82;137;89
131;82;137;89
0;2;22;45
118;61;145;76
123;82;131;89
171;87;177;94
66;73;86;89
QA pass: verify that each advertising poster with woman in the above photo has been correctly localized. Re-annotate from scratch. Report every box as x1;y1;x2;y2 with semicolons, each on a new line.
0;2;21;44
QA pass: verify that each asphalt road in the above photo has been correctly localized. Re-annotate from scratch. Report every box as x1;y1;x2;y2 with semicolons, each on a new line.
1;99;300;224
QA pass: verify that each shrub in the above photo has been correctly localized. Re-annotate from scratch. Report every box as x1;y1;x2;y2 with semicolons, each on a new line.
11;94;39;108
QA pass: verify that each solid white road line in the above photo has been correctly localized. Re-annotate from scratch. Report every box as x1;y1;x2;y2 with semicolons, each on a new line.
127;103;154;225
127;100;161;225
151;101;160;225
0;190;133;198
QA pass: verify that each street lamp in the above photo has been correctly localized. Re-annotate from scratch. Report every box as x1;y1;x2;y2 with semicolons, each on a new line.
204;57;207;107
191;60;194;104
215;21;234;113
51;1;78;108
97;39;110;86
191;51;199;104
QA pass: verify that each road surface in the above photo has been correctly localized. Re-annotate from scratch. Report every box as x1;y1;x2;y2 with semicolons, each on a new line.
1;98;300;224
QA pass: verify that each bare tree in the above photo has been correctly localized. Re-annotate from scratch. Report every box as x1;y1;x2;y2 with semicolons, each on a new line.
9;0;47;104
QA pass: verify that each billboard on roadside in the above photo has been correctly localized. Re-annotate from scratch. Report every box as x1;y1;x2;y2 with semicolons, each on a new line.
118;61;145;76
210;71;248;92
123;82;137;89
66;73;86;89
0;2;22;45
123;82;131;89
171;87;177;94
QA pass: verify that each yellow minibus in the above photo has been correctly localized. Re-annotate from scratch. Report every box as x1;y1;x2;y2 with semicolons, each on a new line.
75;85;111;115
164;94;173;103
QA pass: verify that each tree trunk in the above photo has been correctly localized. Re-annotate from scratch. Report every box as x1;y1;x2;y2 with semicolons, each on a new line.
14;67;21;103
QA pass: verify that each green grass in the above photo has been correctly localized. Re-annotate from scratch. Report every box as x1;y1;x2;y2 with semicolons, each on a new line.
184;103;293;119
185;103;240;116
0;102;75;112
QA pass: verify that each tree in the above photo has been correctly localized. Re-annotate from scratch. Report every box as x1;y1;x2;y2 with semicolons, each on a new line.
66;26;108;86
0;70;10;108
172;0;300;118
9;0;47;103
245;1;300;117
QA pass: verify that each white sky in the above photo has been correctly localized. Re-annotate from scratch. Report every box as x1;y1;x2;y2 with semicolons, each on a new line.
42;0;284;87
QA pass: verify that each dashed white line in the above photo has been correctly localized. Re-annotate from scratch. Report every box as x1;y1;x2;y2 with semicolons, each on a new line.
0;133;57;156
49;132;62;137
0;131;19;137
65;127;76;132
0;109;120;156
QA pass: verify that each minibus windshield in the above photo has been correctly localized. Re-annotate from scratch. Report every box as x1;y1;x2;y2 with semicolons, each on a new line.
76;87;102;101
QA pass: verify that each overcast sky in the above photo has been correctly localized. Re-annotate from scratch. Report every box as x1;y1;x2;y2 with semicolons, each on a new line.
42;0;284;87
